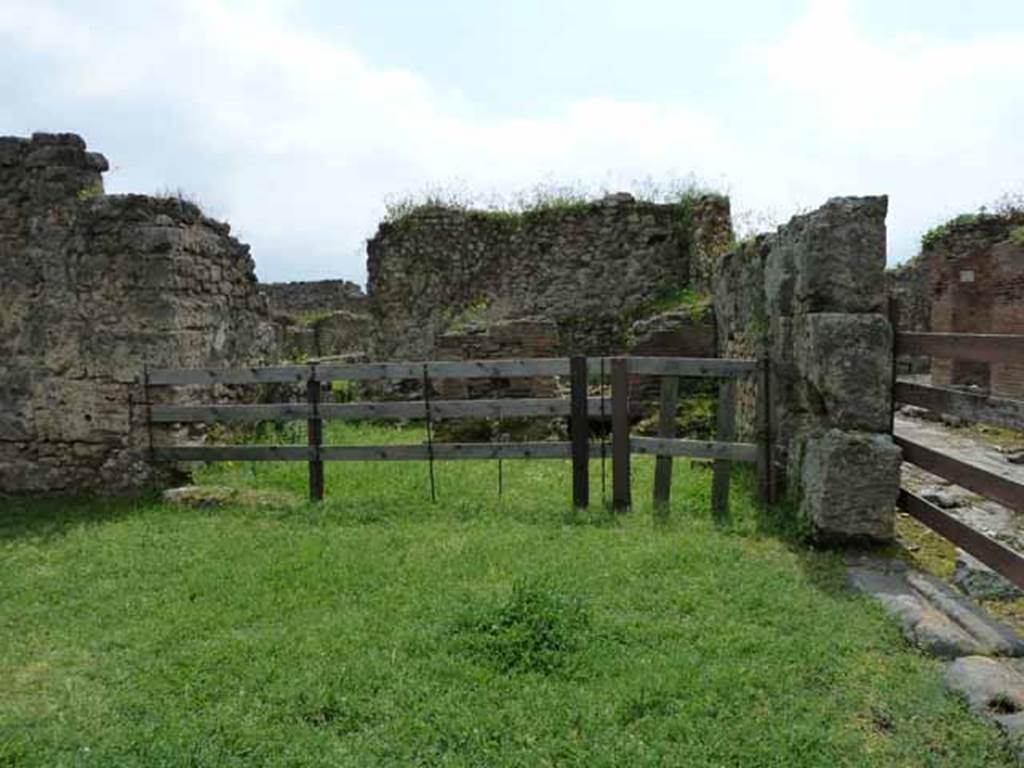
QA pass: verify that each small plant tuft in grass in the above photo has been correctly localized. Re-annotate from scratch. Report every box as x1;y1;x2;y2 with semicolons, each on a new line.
456;578;591;675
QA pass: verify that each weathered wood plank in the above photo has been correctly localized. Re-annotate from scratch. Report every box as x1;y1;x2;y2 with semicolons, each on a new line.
147;365;310;386
631;437;758;462
894;381;1024;430
152;441;613;463
899;489;1024;591
626;357;757;378
712;379;738;524
896;332;1024;365
315;358;572;381
321;442;574;461
611;358;632;511
151;445;312;461
150;404;312;422
307;379;324;502
322;398;613;421
570;356;590;509
755;358;772;504
652;376;679;513
894;435;1024;514
151;398;612;423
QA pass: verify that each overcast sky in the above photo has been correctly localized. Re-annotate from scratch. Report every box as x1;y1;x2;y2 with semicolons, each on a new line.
2;0;1022;284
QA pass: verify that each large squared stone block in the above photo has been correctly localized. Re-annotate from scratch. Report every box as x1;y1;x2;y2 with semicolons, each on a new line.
795;312;892;432
767;196;888;315
799;429;901;544
31;378;130;442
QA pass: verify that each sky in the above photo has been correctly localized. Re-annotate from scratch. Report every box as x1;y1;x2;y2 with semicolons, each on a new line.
1;0;1022;284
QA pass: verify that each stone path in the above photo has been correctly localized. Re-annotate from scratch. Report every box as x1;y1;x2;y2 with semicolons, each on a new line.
895;413;1024;493
847;556;1023;659
895;413;1024;596
847;555;1024;752
850;417;1024;752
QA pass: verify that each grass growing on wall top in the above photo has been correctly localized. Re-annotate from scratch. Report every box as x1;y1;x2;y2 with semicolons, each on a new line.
382;177;723;225
0;422;1016;766
919;192;1024;251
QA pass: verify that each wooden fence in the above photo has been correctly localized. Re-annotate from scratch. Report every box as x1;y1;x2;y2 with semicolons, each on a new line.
891;329;1024;590
144;355;770;519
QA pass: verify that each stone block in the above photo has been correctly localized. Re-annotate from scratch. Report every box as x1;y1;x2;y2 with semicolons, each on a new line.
795;312;892;432
768;196;888;315
31;378;130;442
799;429;901;544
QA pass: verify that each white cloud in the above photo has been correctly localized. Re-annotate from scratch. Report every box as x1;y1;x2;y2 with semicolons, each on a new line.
740;0;1024;256
0;0;1021;280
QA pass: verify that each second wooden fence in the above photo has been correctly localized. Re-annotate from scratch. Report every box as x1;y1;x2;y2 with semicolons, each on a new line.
892;329;1024;590
144;355;771;519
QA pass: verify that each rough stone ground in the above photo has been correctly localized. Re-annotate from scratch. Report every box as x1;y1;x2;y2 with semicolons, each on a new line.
895;412;1024;596
849;411;1024;753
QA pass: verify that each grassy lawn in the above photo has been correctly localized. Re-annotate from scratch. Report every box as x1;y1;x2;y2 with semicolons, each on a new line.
0;423;1016;766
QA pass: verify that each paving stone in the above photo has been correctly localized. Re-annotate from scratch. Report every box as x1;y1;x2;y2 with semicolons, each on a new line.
945;656;1024;752
848;558;1024;658
162;485;238;508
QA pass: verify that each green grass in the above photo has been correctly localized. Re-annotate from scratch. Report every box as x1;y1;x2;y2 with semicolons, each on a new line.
1;422;1015;766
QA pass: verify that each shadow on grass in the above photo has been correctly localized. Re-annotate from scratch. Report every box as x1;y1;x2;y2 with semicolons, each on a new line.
0;493;158;543
728;469;862;603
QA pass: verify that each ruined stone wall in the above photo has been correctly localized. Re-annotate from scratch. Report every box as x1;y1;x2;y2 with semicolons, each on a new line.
714;197;899;543
261;279;371;361
887;254;932;374
435;319;561;399
366;193;733;360
925;213;1024;397
276;311;374;361
260;279;367;316
0;133;277;494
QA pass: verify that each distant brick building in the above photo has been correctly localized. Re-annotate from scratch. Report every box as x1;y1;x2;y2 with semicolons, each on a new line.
924;213;1024;398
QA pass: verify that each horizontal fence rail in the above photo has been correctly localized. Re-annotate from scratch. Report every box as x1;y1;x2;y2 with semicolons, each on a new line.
895;435;1024;514
626;357;758;378
895;381;1024;431
896;332;1024;365
898;489;1024;591
153;442;613;463
147;355;760;386
631;436;758;463
150;398;613;424
891;324;1024;594
144;355;767;511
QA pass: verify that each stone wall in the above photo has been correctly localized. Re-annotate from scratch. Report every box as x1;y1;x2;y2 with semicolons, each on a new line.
887;254;932;374
366;193;733;360
435;318;561;399
924;213;1024;397
260;279;367;316
261;279;371;360
276;311;374;360
714;197;899;543
0;133;277;495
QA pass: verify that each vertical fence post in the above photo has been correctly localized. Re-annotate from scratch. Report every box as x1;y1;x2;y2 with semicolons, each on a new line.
711;377;737;523
306;367;324;503
611;357;631;512
569;355;590;509
652;375;679;515
755;359;770;506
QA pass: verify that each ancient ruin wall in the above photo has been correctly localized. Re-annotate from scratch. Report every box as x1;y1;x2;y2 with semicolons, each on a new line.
0;133;277;494
260;279;372;360
924;213;1024;397
260;279;367;316
366;194;733;360
714;197;899;543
